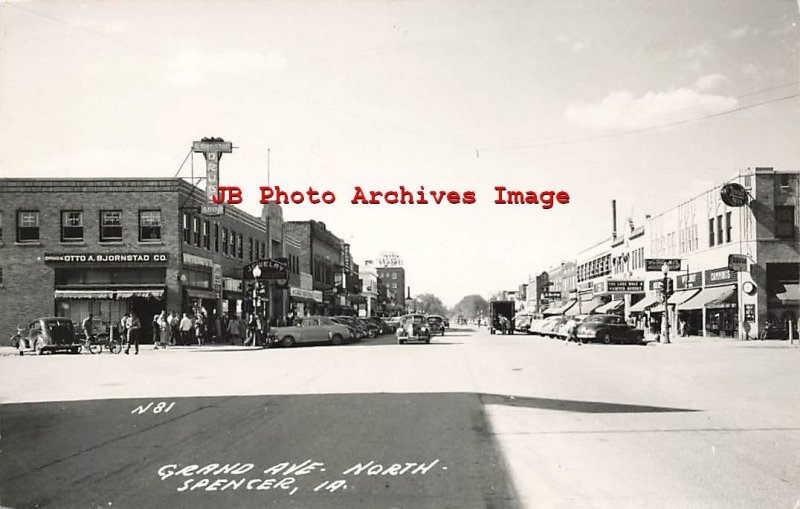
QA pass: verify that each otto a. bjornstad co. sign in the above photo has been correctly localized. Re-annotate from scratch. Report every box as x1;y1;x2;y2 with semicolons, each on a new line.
44;253;169;264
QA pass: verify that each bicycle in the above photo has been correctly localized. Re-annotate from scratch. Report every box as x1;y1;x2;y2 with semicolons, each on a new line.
84;333;121;354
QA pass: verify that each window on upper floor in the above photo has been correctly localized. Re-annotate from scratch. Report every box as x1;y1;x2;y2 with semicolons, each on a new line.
716;215;723;246
776;206;795;238
193;216;201;247
61;210;83;242
139;210;162;242
248;238;254;262
99;210;123;242
214;223;219;252
709;217;715;247
182;213;190;243
222;228;229;255
237;233;243;259
17;210;40;243
725;212;732;243
0;211;4;241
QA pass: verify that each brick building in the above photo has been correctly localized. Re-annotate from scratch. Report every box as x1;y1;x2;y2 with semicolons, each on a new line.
0;178;271;341
377;266;406;310
284;220;343;315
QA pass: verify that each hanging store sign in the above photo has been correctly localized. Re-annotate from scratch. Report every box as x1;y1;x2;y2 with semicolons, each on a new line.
720;183;749;207
744;304;756;322
645;258;682;272
244;258;289;288
704;267;737;287
677;271;702;290
728;254;748;272
44;253;169;264
593;281;607;294
542;291;562;300
212;263;223;288
606;280;645;293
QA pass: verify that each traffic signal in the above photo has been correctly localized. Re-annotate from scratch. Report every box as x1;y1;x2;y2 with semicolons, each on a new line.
665;278;674;297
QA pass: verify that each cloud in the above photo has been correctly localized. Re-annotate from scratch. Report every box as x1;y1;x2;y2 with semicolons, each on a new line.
565;88;738;131
554;34;586;53
726;26;760;40
165;48;287;86
693;73;729;92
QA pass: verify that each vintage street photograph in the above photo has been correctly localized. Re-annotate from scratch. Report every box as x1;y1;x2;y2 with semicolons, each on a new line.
0;1;798;508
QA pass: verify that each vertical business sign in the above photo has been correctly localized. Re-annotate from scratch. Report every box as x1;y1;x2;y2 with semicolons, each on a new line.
192;138;233;216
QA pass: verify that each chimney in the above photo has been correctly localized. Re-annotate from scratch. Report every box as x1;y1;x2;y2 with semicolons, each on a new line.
611;200;617;240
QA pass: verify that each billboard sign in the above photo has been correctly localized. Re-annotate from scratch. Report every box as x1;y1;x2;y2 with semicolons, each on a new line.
645;258;682;272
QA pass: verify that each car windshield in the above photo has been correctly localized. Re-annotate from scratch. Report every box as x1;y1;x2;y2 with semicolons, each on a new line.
428;317;442;323
584;315;613;324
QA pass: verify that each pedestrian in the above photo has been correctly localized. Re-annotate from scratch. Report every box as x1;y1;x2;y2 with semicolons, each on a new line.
119;313;130;348
157;311;169;349
221;313;230;344
227;316;241;344
125;313;141;355
195;311;205;346
168;311;179;346
246;314;257;346
152;312;161;349
179;312;193;346
81;313;94;342
564;317;581;345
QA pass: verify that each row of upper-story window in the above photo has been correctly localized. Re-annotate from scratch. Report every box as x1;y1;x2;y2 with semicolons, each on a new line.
577;254;611;283
611;247;646;275
286;254;300;275
377;271;399;280
181;212;267;262
0;210;162;244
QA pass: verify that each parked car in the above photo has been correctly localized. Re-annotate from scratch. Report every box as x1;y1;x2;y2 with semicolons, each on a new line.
330;317;361;341
363;317;391;335
576;314;645;344
426;315;446;336
356;317;381;338
385;316;402;329
18;317;83;355
532;316;562;336
268;316;351;347
396;314;431;344
332;316;368;340
514;313;536;333
554;315;589;339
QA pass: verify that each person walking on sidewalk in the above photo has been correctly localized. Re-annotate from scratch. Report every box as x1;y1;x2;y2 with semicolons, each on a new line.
125;313;141;355
195;311;205;346
179;312;193;346
157;311;169;349
564;317;582;346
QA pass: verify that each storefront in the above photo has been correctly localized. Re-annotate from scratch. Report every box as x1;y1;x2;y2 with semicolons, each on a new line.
181;253;219;319
671;271;703;336
45;252;170;339
679;267;738;337
289;287;323;319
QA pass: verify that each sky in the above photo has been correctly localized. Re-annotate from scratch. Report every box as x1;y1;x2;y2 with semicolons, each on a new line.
0;0;798;306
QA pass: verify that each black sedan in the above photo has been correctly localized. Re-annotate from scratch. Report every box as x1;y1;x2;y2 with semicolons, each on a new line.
576;314;644;344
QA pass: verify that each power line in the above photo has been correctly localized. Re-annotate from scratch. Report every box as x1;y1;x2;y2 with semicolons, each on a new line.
485;92;800;154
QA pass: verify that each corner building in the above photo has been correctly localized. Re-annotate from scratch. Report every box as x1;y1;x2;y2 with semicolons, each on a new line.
0;178;270;341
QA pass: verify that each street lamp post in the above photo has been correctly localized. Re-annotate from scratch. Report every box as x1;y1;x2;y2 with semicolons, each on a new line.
661;262;671;344
252;265;270;347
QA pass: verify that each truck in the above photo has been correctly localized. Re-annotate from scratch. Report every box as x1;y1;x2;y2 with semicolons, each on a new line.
489;300;515;335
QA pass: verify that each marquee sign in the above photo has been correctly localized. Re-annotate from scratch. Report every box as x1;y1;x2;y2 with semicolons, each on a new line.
44;253;169;264
193;137;233;217
606;280;645;293
244;258;289;288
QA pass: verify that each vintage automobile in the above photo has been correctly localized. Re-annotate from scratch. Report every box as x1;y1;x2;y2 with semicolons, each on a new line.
514;313;536;334
356;317;381;338
576;314;645;344
396;314;432;344
426;315;446;336
531;315;562;336
366;317;393;335
554;315;589;339
18;317;83;355
268;316;351;347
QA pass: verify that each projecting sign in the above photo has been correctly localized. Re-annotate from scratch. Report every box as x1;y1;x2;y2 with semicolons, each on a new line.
244;258;289;287
201;205;224;216
677;271;702;290
645;258;682;272
542;291;562;300
728;254;748;272
193;137;233;217
606;280;645;293
720;183;749;207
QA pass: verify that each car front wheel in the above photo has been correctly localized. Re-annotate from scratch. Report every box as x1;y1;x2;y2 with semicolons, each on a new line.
281;336;295;348
602;332;612;344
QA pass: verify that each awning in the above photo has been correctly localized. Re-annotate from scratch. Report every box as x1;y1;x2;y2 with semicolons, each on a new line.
55;288;164;300
594;299;624;314
629;293;660;313
770;283;800;305
566;296;606;316
542;300;576;316
185;288;218;300
669;288;701;306
680;285;737;310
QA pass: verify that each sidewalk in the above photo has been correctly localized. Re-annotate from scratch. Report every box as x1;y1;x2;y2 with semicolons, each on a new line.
644;333;800;347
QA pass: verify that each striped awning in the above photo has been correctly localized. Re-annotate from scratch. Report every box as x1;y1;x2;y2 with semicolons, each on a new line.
566;296;606;316
680;285;736;310
542;300;576;316
594;299;624;314
55;288;164;300
629;293;661;313
669;289;701;306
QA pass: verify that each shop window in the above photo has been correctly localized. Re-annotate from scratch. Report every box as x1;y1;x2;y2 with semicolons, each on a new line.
182;213;190;243
213;223;219;252
61;210;84;242
775;206;795;238
16;210;40;243
139;210;162;242
222;228;229;255
725;212;732;243
100;210;122;241
708;217;715;246
192;216;201;247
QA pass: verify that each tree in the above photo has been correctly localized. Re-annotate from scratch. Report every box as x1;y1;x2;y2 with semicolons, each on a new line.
415;293;449;317
451;294;489;319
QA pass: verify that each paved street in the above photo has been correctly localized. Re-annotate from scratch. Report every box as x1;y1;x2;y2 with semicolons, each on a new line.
1;327;799;509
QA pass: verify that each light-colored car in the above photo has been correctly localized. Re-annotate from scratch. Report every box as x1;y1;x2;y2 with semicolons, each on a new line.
268;316;351;347
396;314;431;344
554;315;589;339
533;316;563;336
